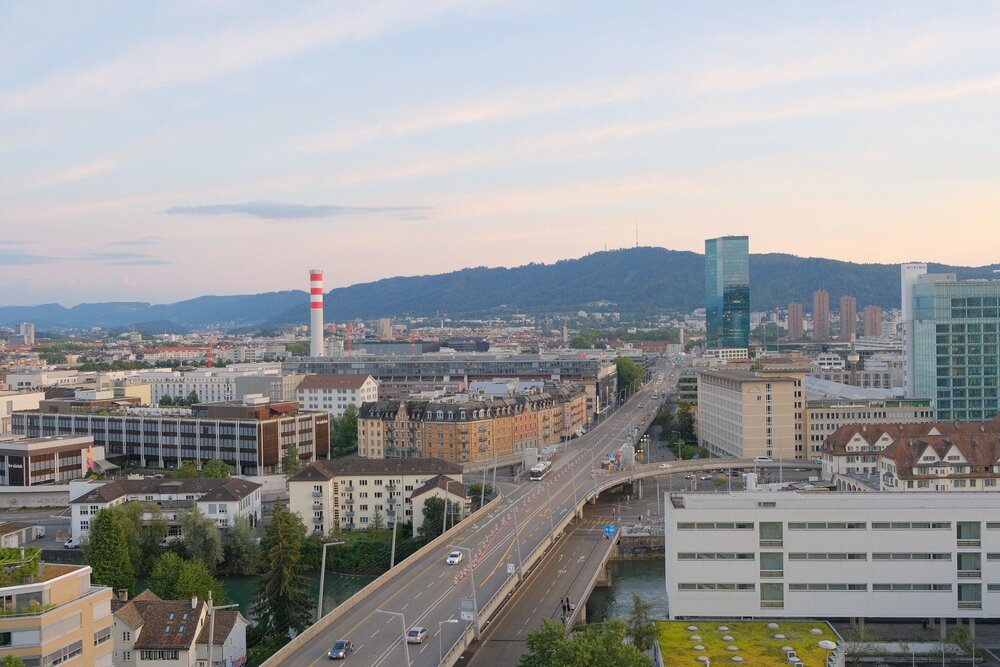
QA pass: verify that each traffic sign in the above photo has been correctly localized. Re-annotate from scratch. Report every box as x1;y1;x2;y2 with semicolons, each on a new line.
603;524;616;536
507;563;516;575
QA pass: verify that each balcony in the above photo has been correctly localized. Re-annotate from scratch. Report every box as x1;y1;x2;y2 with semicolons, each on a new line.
760;601;784;609
387;509;396;517
759;540;783;548
760;570;784;578
958;601;982;610
958;570;981;578
312;501;323;510
342;484;354;493
344;496;355;505
345;511;355;518
312;516;323;524
957;540;981;548
311;490;323;497
386;484;397;492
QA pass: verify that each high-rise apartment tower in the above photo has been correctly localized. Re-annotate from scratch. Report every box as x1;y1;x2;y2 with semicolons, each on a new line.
812;291;830;342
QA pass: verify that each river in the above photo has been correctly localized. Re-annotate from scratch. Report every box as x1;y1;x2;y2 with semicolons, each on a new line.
584;557;668;623
219;570;378;620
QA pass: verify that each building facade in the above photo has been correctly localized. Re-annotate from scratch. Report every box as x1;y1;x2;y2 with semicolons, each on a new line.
787;302;803;341
0;435;109;486
911;277;1000;422
296;374;378;418
863;305;883;338
288;458;464;534
804;400;934;458
839;295;857;341
813;290;830;342
69;477;262;541
665;491;1000;621
0;557;114;667
12;397;328;476
704;236;750;350
0;390;45;434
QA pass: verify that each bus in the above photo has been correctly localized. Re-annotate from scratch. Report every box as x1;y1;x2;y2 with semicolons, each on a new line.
529;461;553;481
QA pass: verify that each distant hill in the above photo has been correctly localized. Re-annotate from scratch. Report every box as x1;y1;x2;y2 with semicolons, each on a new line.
3;248;999;330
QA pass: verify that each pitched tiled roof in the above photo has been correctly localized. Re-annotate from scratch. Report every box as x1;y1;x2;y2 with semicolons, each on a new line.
823;420;1000;456
132;600;206;650
196;609;246;644
409;474;467;499
290;458;463;482
881;434;1000;480
113;589;162;628
70;477;261;504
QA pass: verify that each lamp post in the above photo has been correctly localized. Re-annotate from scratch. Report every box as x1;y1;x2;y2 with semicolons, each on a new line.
450;545;479;638
376;609;411;667
207;592;240;667
317;540;345;620
509;501;524;579
439;617;460;664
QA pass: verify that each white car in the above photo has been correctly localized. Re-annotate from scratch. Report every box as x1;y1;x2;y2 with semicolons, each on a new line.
658;463;671;469
406;627;428;644
753;456;773;463
446;550;463;565
63;537;80;549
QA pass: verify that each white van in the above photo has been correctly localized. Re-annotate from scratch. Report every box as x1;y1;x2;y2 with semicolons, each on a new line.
159;535;182;549
753;456;772;463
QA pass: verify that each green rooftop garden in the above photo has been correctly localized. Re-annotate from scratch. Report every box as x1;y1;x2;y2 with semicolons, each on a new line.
0;547;41;587
658;620;839;666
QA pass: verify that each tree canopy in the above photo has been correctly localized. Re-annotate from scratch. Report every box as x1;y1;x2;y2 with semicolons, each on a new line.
147;552;227;604
86;508;136;592
615;357;644;395
179;506;224;570
519;618;648;667
252;503;314;642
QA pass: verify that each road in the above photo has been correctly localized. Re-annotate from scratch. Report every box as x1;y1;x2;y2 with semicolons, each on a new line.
271;358;684;667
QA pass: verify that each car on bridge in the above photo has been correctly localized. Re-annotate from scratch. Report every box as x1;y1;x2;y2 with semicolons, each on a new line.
406;627;428;644
327;640;354;660
446;550;463;565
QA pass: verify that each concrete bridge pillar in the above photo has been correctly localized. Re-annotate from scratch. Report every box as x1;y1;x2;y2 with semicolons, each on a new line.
636;478;643;500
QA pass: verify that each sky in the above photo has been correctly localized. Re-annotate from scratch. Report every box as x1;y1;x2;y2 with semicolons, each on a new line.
3;1;1000;306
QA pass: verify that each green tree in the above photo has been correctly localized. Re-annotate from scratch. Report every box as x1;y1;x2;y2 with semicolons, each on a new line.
173;460;202;479
519;618;648;667
179;507;224;571
675;402;695;442
625;592;657;652
252;503;314;641
418;497;445;542
139;504;171;575
186;390;200;405
160;394;174;407
468;483;494;510
222;516;260;576
201;459;232;479
147;552;227;603
281;445;303;476
615;357;643;398
370;510;385;532
86;508;135;592
2;655;28;667
329;404;359;458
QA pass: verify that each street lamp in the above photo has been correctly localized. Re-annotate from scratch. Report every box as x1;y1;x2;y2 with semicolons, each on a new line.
439;617;460;664
317;540;345;620
207;592;240;667
509;501;525;580
450;545;479;639
376;609;411;667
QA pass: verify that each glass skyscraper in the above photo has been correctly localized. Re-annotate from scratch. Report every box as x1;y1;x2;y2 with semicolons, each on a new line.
912;277;1000;421
705;235;750;349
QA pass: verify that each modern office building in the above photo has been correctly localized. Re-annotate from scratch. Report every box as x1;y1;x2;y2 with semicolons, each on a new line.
0;434;111;486
911;276;1000;421
704;236;750;350
863;305;883;338
0;554;114;666
665;491;1000;623
839;295;857;341
805;398;935;459
786;302;803;341
812;290;830;342
0;389;45;434
901;262;929;395
288;458;464;534
11;396;329;475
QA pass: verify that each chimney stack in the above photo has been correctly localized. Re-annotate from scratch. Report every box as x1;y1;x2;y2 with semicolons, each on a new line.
309;269;325;357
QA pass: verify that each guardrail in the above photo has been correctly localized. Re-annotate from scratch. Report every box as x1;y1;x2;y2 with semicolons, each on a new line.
261;491;507;667
564;526;618;631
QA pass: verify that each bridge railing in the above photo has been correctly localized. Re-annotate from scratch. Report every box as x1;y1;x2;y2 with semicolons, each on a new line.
261;491;507;667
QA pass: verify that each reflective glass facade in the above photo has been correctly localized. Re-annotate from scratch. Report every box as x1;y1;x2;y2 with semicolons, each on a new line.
913;280;1000;422
705;236;750;349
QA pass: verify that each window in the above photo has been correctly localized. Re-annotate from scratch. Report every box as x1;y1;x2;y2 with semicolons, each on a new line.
872;583;951;591
788;522;866;530
140;650;180;660
678;583;755;591
677;553;754;560
123;631;131;642
789;583;867;591
788;553;866;560
94;627;112;646
677;522;753;530
872;553;950;560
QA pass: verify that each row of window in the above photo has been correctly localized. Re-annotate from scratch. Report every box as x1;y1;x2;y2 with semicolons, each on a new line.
678;583;984;593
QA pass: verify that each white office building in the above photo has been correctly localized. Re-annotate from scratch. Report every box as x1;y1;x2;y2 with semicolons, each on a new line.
665;491;1000;624
296;374;378;419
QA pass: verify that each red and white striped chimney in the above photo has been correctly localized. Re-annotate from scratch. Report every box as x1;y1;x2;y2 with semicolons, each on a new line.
309;269;324;357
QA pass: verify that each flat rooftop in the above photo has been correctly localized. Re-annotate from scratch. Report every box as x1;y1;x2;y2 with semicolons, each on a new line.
672;490;1000;511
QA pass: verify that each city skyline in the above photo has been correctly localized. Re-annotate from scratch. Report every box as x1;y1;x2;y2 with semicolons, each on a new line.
4;3;1000;306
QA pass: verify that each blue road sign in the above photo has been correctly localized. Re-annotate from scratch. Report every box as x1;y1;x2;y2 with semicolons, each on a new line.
604;524;616;536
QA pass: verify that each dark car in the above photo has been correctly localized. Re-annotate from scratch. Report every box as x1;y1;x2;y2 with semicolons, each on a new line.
328;640;354;660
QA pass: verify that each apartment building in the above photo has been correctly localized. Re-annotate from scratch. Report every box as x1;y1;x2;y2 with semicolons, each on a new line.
112;590;247;667
357;386;587;462
0;553;114;667
665;491;1000;623
804;397;934;458
68;477;262;541
0;390;44;434
296;373;378;418
288;458;464;534
12;396;329;476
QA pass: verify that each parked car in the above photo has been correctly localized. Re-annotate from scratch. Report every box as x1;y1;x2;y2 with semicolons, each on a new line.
699;475;712;481
753;456;773;463
684;473;696;480
658;463;671;469
328;640;354;660
406;627;428;644
63;537;80;549
159;535;182;549
446;550;463;565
